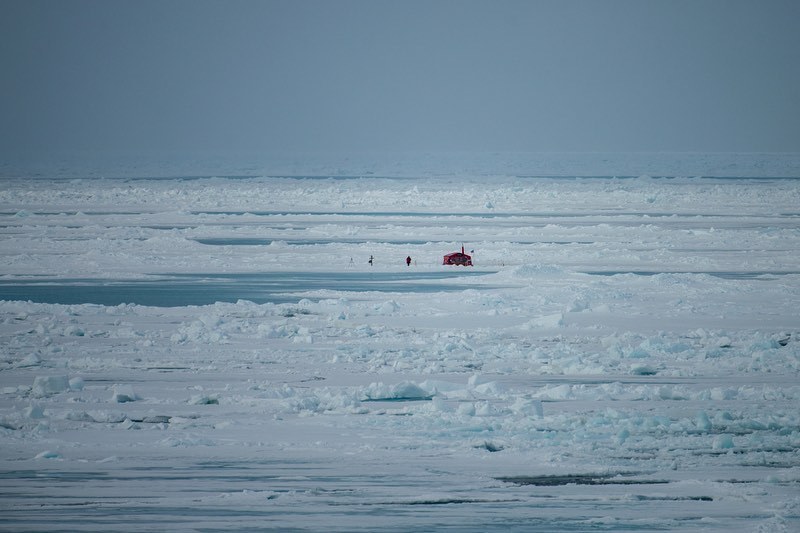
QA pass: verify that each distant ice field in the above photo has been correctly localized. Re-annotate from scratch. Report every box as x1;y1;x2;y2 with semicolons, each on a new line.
1;162;799;531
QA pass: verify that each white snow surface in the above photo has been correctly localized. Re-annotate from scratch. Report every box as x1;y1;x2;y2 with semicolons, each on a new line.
1;155;799;531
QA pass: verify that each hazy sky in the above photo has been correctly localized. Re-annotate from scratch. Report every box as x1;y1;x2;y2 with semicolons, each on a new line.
1;0;799;157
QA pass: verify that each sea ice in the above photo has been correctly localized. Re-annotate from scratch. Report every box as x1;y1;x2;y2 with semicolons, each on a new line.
0;158;798;531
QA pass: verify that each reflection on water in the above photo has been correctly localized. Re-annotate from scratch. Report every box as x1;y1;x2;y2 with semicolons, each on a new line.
0;271;497;307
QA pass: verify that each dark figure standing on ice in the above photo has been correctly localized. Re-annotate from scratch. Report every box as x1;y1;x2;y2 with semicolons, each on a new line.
406;256;411;266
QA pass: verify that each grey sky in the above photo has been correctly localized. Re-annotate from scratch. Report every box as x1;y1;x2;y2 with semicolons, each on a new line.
1;0;799;157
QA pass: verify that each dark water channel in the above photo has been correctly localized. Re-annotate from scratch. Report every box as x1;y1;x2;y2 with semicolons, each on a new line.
0;271;497;307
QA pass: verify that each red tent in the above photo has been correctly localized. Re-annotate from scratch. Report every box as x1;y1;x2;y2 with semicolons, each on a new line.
443;246;472;266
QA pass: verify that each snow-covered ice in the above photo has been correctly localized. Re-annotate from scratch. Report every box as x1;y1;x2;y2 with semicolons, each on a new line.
1;153;799;531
